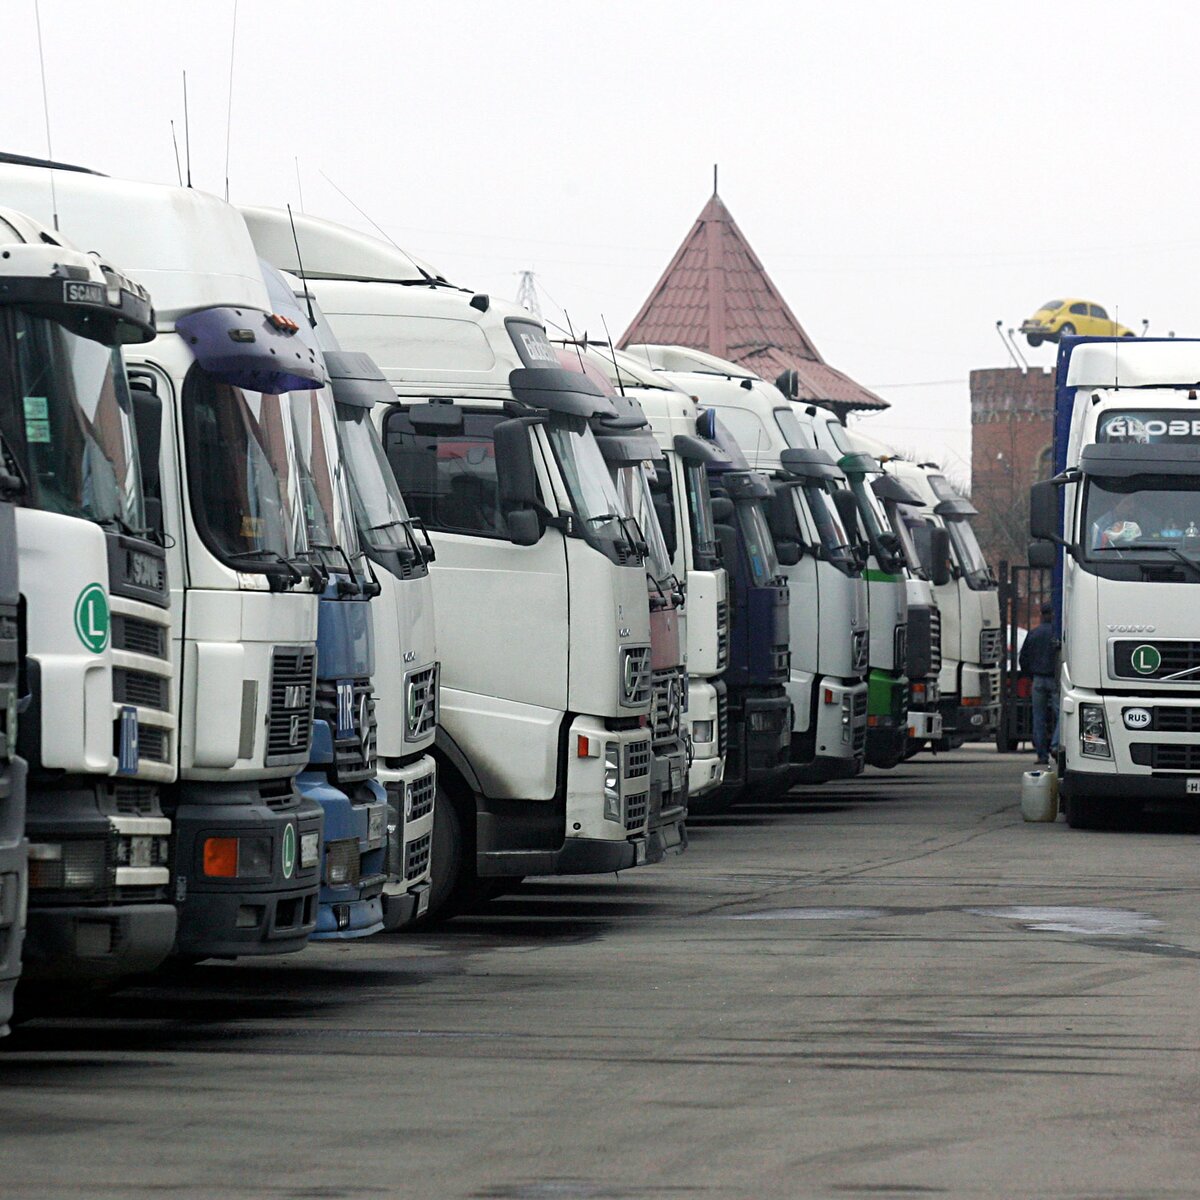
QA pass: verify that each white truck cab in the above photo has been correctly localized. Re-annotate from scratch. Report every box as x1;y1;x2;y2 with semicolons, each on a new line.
1031;337;1200;825
625;345;869;780
244;211;660;918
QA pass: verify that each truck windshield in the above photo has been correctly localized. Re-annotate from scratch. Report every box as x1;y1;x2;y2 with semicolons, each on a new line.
773;407;816;450
614;461;673;587
287;389;363;574
336;402;420;576
684;460;718;565
3;310;145;531
182;369;308;571
546;418;640;564
1083;477;1200;572
737;499;780;586
801;482;859;576
945;517;991;589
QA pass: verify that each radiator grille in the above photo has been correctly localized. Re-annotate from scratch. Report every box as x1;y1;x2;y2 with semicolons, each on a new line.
405;830;432;881
137;724;168;763
979;627;1002;665
109;782;158;816
624;740;652;780
1131;743;1200;771
716;600;729;669
1143;707;1200;733
112;614;167;659
624;792;648;832
404;664;439;741
852;630;869;674
113;668;169;711
717;688;728;758
408;771;436;821
649;667;684;751
852;691;868;753
929;607;942;674
620;646;652;708
1112;639;1200;682
314;676;376;783
266;646;316;765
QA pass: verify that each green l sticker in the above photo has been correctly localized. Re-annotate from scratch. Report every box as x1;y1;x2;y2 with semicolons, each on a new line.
1131;644;1161;675
73;583;110;654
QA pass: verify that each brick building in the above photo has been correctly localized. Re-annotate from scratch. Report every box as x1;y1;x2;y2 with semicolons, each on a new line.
969;366;1055;572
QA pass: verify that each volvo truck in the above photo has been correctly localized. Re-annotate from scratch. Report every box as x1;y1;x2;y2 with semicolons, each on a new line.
1031;336;1200;826
239;210;659;918
883;459;1000;745
265;256;438;928
0;162;327;958
628;347;869;781
0;203;175;984
555;344;729;802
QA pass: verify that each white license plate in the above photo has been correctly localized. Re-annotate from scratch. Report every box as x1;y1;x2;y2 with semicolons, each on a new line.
129;837;152;868
1188;779;1200;795
416;886;431;917
634;839;647;865
670;765;683;794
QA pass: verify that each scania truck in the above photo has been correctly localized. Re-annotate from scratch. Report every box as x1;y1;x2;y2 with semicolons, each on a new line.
883;459;1001;745
240;211;659;918
1031;336;1200;826
0;162;327;958
0;202;176;984
555;344;729;803
628;347;869;781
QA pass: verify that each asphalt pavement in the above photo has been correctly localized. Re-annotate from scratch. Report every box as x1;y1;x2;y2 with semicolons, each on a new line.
3;746;1200;1199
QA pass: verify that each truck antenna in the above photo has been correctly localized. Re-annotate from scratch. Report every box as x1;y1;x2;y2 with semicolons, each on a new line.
170;120;183;186
601;314;625;396
33;0;58;230
287;204;318;330
994;320;1022;372
319;170;403;251
183;70;193;188
294;156;305;213
223;0;239;201
1005;326;1028;373
563;310;587;375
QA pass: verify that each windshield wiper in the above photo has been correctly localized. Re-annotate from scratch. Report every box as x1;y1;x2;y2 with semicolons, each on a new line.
226;548;304;590
1166;547;1200;581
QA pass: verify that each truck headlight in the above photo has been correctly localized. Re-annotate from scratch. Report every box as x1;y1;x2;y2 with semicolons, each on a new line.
692;720;714;744
1080;704;1112;758
603;741;621;822
841;694;853;743
202;835;272;879
28;840;108;891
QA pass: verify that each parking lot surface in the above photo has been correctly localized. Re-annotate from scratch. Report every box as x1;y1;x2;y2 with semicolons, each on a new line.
3;746;1199;1199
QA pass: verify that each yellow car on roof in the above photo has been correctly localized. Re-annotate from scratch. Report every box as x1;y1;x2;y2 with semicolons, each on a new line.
1020;299;1135;346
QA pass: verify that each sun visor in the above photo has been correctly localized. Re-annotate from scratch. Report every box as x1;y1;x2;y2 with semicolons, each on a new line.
837;451;879;475
323;350;395;409
508;367;616;418
673;433;732;467
871;474;923;506
933;497;979;517
780;447;841;481
596;431;663;465
177;305;326;393
1080;442;1200;477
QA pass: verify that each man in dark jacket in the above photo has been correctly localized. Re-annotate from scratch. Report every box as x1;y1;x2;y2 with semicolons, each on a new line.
1020;602;1060;765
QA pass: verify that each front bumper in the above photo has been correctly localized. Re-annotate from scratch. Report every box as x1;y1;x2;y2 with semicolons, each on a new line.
812;678;868;768
686;678;724;798
22;903;176;981
866;716;908;769
647;743;688;863
906;708;944;740
379;756;437;930
478;719;654;877
0;758;26;1027
170;784;323;958
727;688;792;791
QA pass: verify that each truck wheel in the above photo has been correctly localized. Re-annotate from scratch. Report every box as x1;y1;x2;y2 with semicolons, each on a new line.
995;730;1015;753
1026;333;1043;347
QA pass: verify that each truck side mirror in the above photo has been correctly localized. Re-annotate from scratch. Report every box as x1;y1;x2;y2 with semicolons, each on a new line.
494;417;545;546
1027;541;1056;569
929;526;952;587
1029;480;1061;544
653;492;677;561
768;486;801;543
710;496;734;523
505;507;544;547
832;489;860;539
776;539;802;566
129;380;164;539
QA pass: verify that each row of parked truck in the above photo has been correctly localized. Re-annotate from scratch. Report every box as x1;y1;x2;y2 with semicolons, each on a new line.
0;153;1001;1034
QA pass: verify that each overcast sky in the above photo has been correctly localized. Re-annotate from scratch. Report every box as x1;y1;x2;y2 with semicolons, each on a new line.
3;0;1195;485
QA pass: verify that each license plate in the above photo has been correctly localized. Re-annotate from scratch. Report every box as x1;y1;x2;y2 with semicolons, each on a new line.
670;764;683;793
634;839;647;865
416;885;431;916
128;836;152;868
1188;779;1200;795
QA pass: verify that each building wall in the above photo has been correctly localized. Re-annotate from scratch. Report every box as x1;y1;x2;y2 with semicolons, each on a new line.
969;366;1055;572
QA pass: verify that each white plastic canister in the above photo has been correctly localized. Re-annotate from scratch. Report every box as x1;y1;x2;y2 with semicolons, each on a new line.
1021;769;1059;822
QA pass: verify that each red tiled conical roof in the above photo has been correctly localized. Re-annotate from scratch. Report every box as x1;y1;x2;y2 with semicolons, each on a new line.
619;191;887;414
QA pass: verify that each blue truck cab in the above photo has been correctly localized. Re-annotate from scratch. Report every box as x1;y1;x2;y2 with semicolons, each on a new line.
0;496;24;1031
260;264;388;939
702;414;792;805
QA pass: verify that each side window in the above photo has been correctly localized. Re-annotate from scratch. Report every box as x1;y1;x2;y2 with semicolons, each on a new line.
1089;304;1107;319
714;406;771;462
384;408;506;538
1069;302;1088;316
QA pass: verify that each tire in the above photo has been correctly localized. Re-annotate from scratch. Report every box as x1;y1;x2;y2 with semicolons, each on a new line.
1058;322;1076;339
995;730;1015;753
410;785;468;925
1026;333;1043;348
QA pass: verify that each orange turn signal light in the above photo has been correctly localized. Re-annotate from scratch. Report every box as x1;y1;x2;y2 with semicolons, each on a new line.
203;837;239;878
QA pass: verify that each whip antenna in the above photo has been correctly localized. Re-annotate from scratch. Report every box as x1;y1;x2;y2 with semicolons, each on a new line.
287;204;318;330
563;310;586;374
183;70;193;187
33;0;58;230
223;0;239;201
601;314;625;397
170;120;183;186
294;156;305;212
